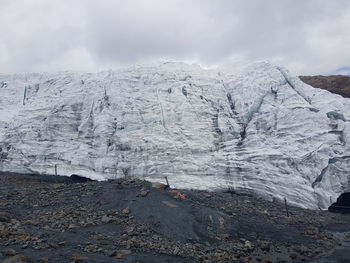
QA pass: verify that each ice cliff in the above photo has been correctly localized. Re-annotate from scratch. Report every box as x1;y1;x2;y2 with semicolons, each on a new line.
0;61;350;209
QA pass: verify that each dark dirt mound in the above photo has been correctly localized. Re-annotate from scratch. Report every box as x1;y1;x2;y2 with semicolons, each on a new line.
70;174;95;183
1;172;350;263
0;171;92;184
329;193;350;214
299;75;350;98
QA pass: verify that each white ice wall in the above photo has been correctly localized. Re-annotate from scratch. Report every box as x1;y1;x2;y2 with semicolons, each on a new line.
0;61;349;209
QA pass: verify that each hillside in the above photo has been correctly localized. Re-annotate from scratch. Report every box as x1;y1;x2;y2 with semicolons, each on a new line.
300;75;350;98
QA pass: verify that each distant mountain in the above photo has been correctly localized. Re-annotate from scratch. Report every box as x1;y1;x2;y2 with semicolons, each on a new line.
1;62;350;210
299;75;350;98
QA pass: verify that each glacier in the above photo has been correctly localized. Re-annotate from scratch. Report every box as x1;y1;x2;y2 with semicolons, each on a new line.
0;61;350;210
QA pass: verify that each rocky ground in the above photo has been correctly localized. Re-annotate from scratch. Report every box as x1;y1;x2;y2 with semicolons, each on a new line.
299;75;350;98
0;172;350;263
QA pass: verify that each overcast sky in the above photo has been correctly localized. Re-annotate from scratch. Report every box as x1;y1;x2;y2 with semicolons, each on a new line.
1;0;350;75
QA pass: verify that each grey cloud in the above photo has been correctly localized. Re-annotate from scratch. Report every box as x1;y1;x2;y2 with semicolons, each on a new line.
0;0;349;74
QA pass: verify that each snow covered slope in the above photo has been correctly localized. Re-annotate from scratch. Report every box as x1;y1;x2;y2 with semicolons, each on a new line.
1;62;350;209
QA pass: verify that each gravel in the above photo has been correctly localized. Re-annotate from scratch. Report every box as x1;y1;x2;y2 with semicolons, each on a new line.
1;172;350;262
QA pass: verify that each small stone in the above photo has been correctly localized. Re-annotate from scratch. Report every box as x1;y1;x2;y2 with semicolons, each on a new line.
260;242;271;252
289;253;298;259
244;240;252;249
294;245;309;255
71;255;86;263
152;183;168;189
173;247;180;255
49;243;59;248
39;257;49;262
216;234;230;240
21;244;28;249
3;248;17;256
101;215;112;223
0;212;11;222
114;249;132;259
115;253;123;259
122;208;130;215
0;230;11;238
140;190;149;197
168;190;186;200
161;201;178;208
126;226;136;235
52;184;62;189
22;220;37;225
2;255;27;263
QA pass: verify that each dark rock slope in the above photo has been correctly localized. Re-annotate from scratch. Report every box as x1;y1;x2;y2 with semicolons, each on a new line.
1;172;350;263
300;75;350;98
